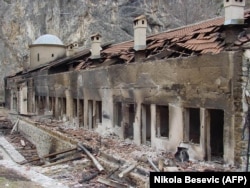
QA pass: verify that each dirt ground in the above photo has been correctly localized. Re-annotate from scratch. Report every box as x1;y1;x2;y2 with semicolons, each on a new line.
0;165;43;188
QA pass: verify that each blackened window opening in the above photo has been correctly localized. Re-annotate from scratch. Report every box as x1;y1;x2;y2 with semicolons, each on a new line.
157;105;169;137
210;109;224;159
189;108;200;144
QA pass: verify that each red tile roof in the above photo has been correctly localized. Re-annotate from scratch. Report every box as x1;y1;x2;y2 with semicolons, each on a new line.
100;9;250;66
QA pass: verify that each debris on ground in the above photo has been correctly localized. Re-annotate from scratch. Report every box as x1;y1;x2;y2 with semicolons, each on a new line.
0;111;242;187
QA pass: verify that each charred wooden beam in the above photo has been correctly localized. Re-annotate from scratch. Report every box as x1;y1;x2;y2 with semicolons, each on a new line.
147;157;160;172
77;143;104;172
19;147;77;165
96;58;118;67
146;49;172;61
78;171;99;184
118;163;138;178
49;149;82;162
42;155;84;167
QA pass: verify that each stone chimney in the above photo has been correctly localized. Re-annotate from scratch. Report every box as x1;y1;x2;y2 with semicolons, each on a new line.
133;15;147;51
66;42;79;57
224;0;245;25
90;33;102;59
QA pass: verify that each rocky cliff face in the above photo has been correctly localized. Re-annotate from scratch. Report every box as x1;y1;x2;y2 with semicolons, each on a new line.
0;0;249;98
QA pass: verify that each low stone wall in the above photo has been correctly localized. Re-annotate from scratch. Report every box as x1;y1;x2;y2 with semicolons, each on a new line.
15;117;75;157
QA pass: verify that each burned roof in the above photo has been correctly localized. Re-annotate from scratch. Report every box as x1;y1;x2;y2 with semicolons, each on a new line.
22;9;250;74
69;10;248;70
102;17;224;58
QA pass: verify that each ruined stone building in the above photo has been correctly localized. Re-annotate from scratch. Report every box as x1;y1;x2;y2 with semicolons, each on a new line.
4;0;250;170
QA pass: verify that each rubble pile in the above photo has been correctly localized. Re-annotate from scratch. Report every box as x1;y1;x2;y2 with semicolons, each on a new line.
1;114;241;187
27;118;239;187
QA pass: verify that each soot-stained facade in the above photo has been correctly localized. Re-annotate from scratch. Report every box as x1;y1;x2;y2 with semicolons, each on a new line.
4;1;250;170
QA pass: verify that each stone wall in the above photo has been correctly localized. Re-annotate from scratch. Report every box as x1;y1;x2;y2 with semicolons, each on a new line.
32;51;236;163
16;117;75;157
6;51;249;169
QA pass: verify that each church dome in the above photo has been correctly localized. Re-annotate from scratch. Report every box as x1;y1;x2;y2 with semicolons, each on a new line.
33;34;64;45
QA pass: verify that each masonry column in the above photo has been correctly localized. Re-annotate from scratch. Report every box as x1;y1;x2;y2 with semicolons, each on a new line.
205;109;211;161
83;98;88;129
151;104;156;147
54;97;59;119
88;100;93;129
32;81;35;113
134;102;142;145
10;90;14;111
241;43;250;171
27;79;34;113
76;98;79;128
141;104;147;144
200;108;206;159
65;89;73;121
17;87;20;113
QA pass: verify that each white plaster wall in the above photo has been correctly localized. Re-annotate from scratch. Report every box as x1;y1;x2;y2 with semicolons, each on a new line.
30;45;66;68
169;104;183;149
95;89;115;136
151;104;183;153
